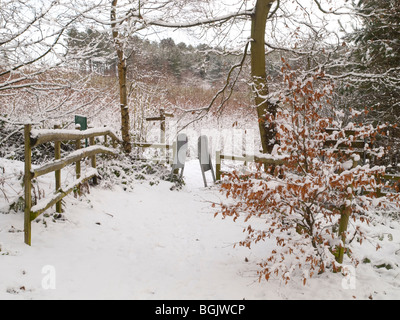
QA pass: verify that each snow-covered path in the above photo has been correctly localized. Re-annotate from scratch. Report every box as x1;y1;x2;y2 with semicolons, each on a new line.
0;160;399;300
0;160;261;300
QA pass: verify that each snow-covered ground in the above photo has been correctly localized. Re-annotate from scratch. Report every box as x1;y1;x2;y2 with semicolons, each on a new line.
0;158;399;300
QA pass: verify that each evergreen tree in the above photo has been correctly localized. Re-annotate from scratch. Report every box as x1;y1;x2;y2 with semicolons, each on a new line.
67;28;115;74
344;0;400;125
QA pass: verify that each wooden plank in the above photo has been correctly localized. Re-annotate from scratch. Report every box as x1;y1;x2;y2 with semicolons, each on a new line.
324;140;366;149
132;158;172;163
384;174;400;181
33;146;118;179
253;156;287;166
132;142;172;149
145;114;173;122
31;128;121;148
146;116;164;121
220;154;247;162
325;128;360;137
220;154;287;166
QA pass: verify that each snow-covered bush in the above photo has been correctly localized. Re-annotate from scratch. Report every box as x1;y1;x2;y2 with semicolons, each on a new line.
216;65;400;284
96;153;184;191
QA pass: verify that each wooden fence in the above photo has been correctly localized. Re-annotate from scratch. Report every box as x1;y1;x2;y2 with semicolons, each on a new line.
24;124;121;246
215;151;287;181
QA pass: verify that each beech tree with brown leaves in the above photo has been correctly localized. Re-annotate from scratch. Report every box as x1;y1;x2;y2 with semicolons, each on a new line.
216;64;400;284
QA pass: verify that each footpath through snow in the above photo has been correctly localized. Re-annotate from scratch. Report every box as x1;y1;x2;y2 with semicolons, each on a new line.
0;159;399;300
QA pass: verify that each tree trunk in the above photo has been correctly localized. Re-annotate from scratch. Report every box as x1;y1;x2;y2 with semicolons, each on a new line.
251;0;276;154
111;0;132;154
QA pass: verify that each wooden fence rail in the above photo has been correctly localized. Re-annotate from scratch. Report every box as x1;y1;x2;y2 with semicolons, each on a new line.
132;141;174;164
24;124;121;246
215;151;287;181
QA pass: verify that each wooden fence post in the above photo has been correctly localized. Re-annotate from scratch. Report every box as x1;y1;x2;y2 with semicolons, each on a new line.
336;157;358;264
376;174;383;198
24;124;32;246
104;125;108;147
89;136;98;185
337;196;351;264
172;141;177;170
75;126;81;196
216;150;221;181
112;137;116;149
160;109;166;144
54;125;62;213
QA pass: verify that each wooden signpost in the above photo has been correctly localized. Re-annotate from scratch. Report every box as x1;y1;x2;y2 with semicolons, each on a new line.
145;109;174;161
146;108;174;144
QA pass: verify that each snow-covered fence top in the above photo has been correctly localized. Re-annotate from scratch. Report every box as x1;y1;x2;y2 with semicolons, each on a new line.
23;124;121;246
30;127;121;148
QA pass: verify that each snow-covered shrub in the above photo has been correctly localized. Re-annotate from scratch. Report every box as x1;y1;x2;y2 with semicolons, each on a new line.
96;153;182;191
216;65;400;284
